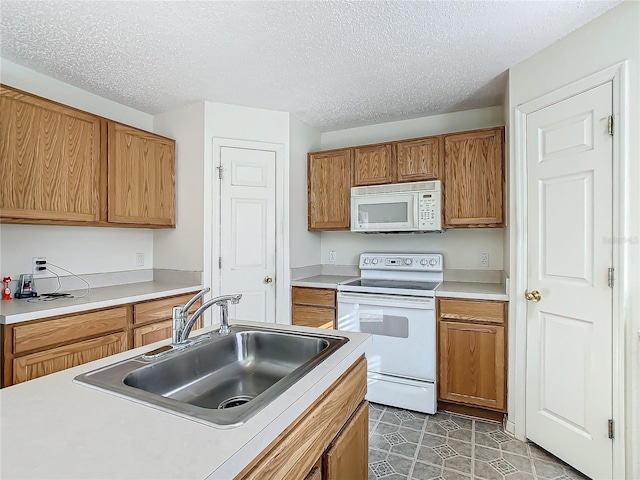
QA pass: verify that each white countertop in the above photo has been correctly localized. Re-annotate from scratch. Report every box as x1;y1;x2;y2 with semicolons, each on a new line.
436;281;509;301
291;275;509;301
0;280;203;324
0;320;372;480
291;275;357;289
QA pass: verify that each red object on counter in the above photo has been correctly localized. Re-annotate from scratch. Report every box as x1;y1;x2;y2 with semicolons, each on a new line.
3;276;12;300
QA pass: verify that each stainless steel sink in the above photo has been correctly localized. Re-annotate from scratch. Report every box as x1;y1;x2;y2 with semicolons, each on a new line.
74;325;348;427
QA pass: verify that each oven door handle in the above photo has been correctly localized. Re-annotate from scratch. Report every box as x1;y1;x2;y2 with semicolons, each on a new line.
337;292;435;309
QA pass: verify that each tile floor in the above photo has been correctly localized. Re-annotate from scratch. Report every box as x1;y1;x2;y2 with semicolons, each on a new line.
368;403;590;480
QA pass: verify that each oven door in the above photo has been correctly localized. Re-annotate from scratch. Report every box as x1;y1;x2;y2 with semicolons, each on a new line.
350;192;418;232
336;292;436;382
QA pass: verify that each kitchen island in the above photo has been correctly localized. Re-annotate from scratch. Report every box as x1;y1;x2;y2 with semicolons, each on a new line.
0;321;371;479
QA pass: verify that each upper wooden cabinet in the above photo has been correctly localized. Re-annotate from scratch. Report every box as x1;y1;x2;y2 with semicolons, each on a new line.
308;149;352;230
0;85;175;228
396;135;442;183
443;127;504;228
353;143;393;186
107;122;175;226
0;85;101;222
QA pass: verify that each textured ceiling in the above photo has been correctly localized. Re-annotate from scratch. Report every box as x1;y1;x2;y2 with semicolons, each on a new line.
0;0;621;131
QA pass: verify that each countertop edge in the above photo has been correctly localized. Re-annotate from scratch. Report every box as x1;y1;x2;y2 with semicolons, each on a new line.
0;283;203;324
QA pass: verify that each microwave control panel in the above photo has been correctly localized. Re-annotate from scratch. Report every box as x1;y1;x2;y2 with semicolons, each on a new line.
418;191;441;230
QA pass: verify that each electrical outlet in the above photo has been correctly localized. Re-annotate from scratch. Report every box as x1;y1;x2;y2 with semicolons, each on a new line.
480;253;490;268
329;251;336;262
136;253;145;267
32;256;47;276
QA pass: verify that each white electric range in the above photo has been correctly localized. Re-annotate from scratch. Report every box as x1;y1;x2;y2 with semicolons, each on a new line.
337;253;443;414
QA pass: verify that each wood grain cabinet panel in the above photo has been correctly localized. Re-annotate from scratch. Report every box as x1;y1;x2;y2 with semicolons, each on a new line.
12;307;128;354
324;400;368;480
395;136;442;182
13;332;127;384
353;143;393;186
0;85;101;222
443;127;504;227
107;121;175;226
308;149;352;230
133;319;173;348
133;293;201;325
437;297;507;412
292;287;336;329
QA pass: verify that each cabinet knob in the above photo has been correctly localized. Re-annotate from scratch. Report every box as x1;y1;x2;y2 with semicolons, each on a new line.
525;290;542;302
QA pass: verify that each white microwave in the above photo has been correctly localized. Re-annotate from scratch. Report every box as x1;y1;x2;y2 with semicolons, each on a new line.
350;180;442;233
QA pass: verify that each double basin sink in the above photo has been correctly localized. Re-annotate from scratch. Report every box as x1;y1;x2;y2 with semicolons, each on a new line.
75;325;348;428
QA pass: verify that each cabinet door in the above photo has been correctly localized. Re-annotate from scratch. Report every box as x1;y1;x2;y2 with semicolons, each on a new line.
107;122;175;226
324;400;368;480
438;321;506;411
308;149;351;230
396;136;442;182
0;85;101;222
133;319;172;348
13;332;127;384
443;127;504;227
353;144;393;186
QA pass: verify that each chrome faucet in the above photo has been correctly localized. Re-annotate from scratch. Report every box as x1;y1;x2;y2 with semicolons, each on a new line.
172;289;242;345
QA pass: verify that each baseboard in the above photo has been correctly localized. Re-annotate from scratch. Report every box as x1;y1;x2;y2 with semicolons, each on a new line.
438;401;505;422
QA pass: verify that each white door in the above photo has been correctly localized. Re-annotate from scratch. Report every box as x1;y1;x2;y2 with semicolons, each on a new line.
218;146;276;323
525;82;613;479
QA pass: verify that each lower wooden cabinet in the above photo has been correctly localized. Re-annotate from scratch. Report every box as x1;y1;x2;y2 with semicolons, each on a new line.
1;291;202;387
13;332;128;384
324;399;369;479
132;293;201;348
292;286;337;329
237;356;368;480
438;298;507;413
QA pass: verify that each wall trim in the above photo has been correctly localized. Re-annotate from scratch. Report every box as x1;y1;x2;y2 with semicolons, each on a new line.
204;137;289;326
511;61;628;478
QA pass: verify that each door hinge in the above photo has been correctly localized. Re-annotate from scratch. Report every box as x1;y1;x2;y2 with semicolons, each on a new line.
607;115;614;136
608;419;614;439
218;257;222;269
217;166;223;180
608;267;614;288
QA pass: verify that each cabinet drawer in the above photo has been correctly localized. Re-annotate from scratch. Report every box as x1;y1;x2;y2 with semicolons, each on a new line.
439;298;505;325
12;307;128;355
13;332;128;384
292;306;335;328
133;293;200;325
292;287;335;308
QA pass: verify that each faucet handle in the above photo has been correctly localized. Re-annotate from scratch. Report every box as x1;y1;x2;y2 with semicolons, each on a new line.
182;288;210;312
230;294;242;304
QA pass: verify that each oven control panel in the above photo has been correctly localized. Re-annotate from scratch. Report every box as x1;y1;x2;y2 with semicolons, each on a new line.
359;253;443;271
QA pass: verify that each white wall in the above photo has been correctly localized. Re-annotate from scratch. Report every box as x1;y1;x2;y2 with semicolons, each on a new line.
153;102;206;272
507;2;639;476
0;59;156;279
319;106;506;270
321;106;504;149
320;229;505;270
289;115;322;268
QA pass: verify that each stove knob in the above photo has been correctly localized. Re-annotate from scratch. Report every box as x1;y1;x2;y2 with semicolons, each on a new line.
420;259;428;266
429;258;437;266
372;258;379;265
363;258;370;265
404;258;412;265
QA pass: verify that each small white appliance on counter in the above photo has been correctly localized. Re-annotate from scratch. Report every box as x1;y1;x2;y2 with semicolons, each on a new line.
350;180;442;233
337;253;443;414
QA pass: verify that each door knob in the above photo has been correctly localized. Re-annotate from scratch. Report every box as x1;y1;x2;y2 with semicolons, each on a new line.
264;276;273;284
525;290;542;302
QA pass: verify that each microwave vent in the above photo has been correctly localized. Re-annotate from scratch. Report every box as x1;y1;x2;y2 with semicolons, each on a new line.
352;180;440;196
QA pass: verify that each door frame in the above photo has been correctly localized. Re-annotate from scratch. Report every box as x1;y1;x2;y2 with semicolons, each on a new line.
203;137;289;326
511;61;629;478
